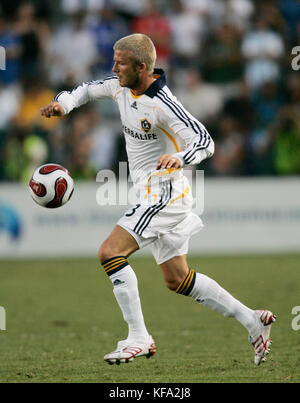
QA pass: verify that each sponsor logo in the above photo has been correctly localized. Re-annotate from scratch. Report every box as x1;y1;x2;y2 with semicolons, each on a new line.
123;125;157;141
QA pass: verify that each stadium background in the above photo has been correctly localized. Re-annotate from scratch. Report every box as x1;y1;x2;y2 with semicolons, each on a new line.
1;0;300;383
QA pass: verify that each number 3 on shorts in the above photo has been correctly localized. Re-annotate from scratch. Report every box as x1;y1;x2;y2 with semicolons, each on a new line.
125;204;141;217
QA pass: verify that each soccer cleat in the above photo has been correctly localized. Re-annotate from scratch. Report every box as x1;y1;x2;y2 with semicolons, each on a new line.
248;310;276;365
104;335;156;365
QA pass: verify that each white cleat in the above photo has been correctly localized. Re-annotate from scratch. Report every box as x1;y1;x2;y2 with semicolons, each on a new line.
104;335;156;365
249;310;276;366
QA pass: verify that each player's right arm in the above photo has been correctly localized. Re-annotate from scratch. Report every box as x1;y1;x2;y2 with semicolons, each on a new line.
40;101;65;118
40;77;119;118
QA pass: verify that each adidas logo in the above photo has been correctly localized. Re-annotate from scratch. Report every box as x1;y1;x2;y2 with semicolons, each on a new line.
113;279;125;286
131;101;138;110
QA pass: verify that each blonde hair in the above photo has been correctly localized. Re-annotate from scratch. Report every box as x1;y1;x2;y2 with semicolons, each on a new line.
113;33;157;74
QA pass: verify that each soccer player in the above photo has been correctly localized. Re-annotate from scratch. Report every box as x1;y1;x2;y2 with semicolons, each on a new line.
40;33;276;366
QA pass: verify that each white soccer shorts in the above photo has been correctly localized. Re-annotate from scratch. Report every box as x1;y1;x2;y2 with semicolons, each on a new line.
117;175;204;264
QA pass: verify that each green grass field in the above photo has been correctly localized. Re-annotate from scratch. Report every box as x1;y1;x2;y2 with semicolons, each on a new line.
0;254;300;383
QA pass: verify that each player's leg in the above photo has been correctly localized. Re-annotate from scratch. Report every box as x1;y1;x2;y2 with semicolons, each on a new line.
99;225;156;364
160;254;256;327
98;224;139;261
160;254;276;365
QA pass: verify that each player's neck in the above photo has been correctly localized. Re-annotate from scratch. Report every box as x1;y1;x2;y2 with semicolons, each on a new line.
130;76;156;97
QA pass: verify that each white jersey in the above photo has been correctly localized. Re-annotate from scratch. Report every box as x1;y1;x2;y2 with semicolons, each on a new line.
55;68;214;190
55;69;214;263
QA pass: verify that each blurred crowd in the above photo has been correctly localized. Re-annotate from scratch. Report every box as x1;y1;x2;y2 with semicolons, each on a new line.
0;0;300;182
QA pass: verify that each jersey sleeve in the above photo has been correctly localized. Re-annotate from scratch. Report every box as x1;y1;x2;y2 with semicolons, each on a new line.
155;92;214;167
53;76;120;114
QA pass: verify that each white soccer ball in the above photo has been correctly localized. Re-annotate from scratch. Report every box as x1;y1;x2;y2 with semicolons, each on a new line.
29;163;74;208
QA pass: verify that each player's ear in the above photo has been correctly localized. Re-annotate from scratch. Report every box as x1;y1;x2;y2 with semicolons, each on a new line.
137;62;147;74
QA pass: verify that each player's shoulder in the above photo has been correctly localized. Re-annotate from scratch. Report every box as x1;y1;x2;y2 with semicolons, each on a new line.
87;75;121;98
144;68;176;107
89;75;120;89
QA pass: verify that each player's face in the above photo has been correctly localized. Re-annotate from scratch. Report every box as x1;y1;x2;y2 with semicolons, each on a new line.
112;49;140;89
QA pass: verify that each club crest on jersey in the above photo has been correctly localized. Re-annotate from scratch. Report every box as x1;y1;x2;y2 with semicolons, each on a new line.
140;118;152;134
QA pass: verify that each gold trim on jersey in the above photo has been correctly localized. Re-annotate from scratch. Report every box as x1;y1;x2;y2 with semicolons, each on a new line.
157;126;180;152
144;168;179;200
168;185;190;206
130;90;142;99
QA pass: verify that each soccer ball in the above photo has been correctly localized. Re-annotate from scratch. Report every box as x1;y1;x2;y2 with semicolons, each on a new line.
29;163;74;208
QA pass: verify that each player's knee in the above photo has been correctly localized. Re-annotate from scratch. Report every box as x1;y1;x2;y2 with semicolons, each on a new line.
98;241;114;263
164;277;181;292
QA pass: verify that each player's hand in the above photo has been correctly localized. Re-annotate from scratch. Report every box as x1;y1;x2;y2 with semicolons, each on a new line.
156;154;181;170
40;101;64;118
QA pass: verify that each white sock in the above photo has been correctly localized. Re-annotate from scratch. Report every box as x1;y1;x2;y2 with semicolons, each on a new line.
109;265;149;342
189;272;256;333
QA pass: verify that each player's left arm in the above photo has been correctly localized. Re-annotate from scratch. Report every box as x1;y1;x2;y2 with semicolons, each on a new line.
171;125;215;168
155;105;214;169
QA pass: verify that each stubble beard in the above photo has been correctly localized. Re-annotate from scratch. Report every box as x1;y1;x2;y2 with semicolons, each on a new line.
125;71;141;90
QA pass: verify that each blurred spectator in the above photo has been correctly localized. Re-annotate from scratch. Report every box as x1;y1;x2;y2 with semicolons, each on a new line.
0;13;22;85
285;72;300;105
89;118;120;172
89;3;129;76
251;81;285;129
0;0;299;180
183;0;218;18
210;115;245;176
2;132;27;181
257;0;287;39
62;0;105;15
271;72;300;175
175;69;223;124
15;76;58;133
203;22;243;89
278;0;300;46
64;108;98;179
0;82;22;130
224;0;254;30
241;14;285;90
272;105;300;175
22;134;48;182
13;1;44;78
131;0;172;68
222;79;254;131
46;10;98;87
168;0;205;68
112;0;147;22
239;81;283;175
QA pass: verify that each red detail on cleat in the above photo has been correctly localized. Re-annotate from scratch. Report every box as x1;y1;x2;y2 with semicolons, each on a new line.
257;310;276;326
